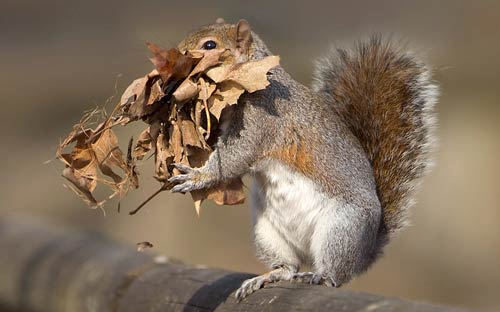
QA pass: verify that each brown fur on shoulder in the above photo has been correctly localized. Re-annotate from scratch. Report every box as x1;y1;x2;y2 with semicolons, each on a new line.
312;36;438;236
267;142;314;175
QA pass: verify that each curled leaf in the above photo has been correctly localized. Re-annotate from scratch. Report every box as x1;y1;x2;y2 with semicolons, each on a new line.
180;119;202;148
173;79;198;103
62;167;99;207
133;128;153;160
146;42;197;84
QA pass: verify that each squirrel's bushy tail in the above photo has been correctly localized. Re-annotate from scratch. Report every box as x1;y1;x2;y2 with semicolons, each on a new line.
312;36;438;237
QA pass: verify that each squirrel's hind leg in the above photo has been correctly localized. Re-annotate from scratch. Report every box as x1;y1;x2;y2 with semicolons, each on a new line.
236;184;302;300
307;198;382;287
235;214;300;300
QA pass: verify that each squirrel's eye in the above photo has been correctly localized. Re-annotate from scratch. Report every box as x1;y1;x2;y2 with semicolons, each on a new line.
202;40;217;50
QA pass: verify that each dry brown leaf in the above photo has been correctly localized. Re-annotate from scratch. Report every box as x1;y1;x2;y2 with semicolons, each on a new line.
91;129;127;184
208;81;245;120
194;100;205;134
207;96;225;121
194;199;202;217
121;70;160;104
62;166;99;206
198;81;217;101
58;129;98;190
172;79;198;103
229;56;280;92
208;179;246;205
216;81;245;105
198;77;212;140
155;132;174;181
188;48;225;77
190;178;245;216
206;55;280;92
133;128;152;160
120;70;163;120
146;78;165;106
146;42;197;84
204;64;230;83
57;108;138;208
186;146;212;168
120;77;147;107
149;120;161;141
170;122;183;163
126;138;140;190
180;119;202;148
136;241;153;252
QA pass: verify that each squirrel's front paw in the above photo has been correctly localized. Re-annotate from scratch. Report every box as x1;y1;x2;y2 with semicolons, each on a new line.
168;163;215;193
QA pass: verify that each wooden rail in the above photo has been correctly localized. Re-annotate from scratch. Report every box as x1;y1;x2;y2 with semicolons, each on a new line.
0;215;469;312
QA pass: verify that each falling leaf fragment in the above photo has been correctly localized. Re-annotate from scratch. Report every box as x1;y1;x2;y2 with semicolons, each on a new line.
136;241;153;252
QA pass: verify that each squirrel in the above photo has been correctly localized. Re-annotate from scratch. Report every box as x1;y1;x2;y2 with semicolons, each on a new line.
169;18;438;300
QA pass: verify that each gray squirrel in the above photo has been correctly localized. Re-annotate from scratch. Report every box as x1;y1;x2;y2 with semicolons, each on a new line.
169;19;438;300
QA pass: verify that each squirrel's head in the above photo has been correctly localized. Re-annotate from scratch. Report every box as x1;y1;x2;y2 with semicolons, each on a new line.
178;18;271;64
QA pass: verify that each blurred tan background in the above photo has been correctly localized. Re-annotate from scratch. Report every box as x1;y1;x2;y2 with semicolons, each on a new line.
1;0;499;311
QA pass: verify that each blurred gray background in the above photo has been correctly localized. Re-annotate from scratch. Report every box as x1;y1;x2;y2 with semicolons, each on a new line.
1;0;499;311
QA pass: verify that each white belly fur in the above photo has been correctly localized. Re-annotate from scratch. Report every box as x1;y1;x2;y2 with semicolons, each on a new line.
251;161;338;264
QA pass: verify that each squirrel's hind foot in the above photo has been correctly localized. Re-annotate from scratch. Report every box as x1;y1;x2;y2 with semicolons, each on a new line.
235;266;297;301
234;267;339;301
291;272;337;287
235;270;339;302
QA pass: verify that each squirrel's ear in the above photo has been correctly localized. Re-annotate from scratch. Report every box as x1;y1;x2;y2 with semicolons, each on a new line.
236;19;252;54
215;17;225;24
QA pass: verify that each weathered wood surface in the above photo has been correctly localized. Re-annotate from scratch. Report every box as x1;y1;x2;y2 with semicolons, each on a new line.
0;215;469;312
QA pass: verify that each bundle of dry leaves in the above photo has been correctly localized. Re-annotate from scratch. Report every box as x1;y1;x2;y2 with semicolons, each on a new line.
56;42;279;215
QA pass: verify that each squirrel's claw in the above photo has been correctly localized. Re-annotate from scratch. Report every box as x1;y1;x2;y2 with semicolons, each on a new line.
235;275;271;301
234;269;335;301
235;266;299;301
168;163;197;193
170;180;197;193
291;272;336;287
168;163;214;193
168;174;191;184
172;163;194;173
